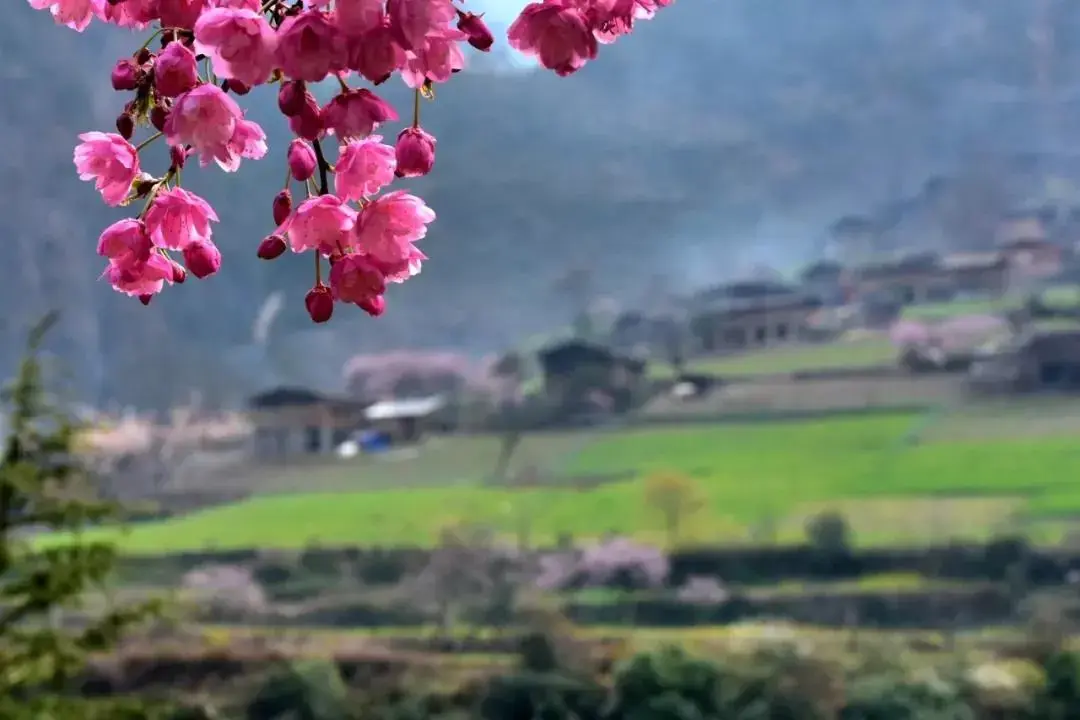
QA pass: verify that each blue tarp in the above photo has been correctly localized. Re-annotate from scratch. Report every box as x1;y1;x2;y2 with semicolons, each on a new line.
358;430;391;453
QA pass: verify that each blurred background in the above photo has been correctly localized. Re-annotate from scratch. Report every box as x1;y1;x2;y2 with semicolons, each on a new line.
10;0;1080;718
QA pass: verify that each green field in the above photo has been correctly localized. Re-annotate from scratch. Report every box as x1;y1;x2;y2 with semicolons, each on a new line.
41;408;1080;554
655;338;896;379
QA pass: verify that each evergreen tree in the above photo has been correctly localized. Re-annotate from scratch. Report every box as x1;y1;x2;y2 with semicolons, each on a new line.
0;313;164;716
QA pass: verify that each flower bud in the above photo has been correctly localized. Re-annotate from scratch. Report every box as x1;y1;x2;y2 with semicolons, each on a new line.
278;80;306;117
169;145;187;170
150;104;168;132
358;294;386;317
394;126;436;178
116;112;135;140
257;234;287;260
111;59;140;91
287;139;317;182
456;11;494;51
182;240;222;279
305;285;334;323
226;80;252;95
272;189;292;226
171;263;187;284
154;41;199;98
138;294;153;306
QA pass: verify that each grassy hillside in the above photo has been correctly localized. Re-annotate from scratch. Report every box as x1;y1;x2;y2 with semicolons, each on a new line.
42;405;1080;553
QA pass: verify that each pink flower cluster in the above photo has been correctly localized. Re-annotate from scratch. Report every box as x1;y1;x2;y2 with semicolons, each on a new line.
509;0;673;76
41;0;670;321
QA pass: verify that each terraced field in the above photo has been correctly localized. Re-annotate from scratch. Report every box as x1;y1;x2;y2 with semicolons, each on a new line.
41;406;1080;553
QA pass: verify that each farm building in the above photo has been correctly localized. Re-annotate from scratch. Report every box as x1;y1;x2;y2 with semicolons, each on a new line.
246;386;368;459
363;395;448;443
853;251;1009;305
969;330;1080;392
939;251;1008;297
852;253;952;305
536;339;647;413
687;280;821;354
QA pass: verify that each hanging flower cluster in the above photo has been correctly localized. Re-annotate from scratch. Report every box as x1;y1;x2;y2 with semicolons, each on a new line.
36;0;671;322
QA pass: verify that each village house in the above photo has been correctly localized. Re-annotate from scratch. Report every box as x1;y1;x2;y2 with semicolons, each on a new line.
969;329;1080;392
246;386;369;460
994;208;1067;284
362;395;448;444
687;280;821;354
536;339;647;413
939;251;1009;297
851;253;952;305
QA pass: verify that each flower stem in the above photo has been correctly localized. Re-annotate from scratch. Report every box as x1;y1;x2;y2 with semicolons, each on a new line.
412;89;421;128
311;139;331;196
137;29;164;53
314;249;322;286
135;131;163;152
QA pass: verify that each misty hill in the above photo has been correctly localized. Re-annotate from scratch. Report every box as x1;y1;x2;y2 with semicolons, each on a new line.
5;0;1080;409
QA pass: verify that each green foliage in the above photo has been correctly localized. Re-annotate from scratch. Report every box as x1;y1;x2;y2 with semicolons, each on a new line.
841;672;974;720
0;314;162;700
245;659;350;720
1035;650;1080;720
805;511;852;554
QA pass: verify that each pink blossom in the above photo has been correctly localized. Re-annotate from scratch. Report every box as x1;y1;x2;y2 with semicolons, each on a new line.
334;136;396;202
73;131;140;207
287;139;317;181
358;294;386;316
216;118;268;171
394;126;435;178
322;88;398;139
400;28;467;88
158;0;206;29
211;0;259;9
27;0;102;32
508;2;598;76
98;0;158;28
346;22;406;84
889;320;932;348
163;84;242;163
143;187;219;250
386;0;457;51
278;195;357;253
97;218;152;263
373;244;426;283
335;0;384;36
275;10;347;82
182;239;223;279
103;253;176;298
194;7;278;87
154;41;199;98
330;253;386;306
354;190;435;268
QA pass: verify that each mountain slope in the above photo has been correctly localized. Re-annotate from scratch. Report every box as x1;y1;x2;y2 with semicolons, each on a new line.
3;0;1078;408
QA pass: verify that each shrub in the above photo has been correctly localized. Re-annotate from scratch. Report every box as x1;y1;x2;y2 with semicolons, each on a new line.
806;511;852;554
245;660;350;720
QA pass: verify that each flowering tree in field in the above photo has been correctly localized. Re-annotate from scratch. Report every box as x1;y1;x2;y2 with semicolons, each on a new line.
38;0;672;323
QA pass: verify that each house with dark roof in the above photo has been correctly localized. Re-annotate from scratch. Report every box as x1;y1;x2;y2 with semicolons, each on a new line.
246;386;369;459
969;329;1080;392
536;339;647;414
687;280;821;354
